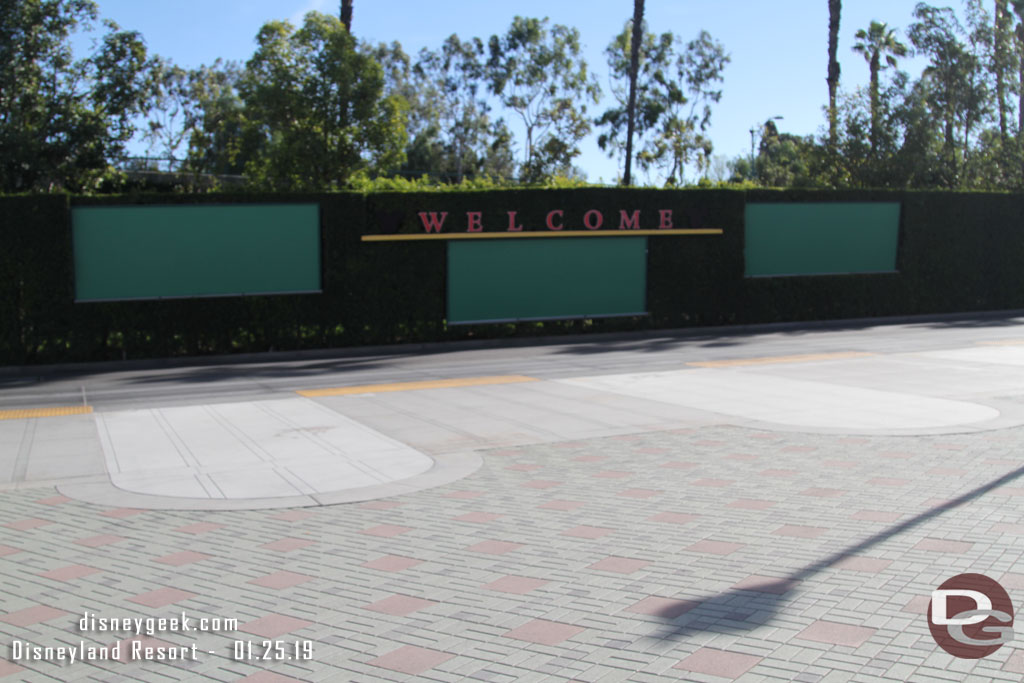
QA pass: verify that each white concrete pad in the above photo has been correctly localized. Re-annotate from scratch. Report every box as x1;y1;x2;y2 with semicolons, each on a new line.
94;397;433;499
916;345;1024;366
557;368;1000;430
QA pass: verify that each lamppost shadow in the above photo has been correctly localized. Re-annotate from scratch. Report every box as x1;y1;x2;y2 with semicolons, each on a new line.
642;460;1024;641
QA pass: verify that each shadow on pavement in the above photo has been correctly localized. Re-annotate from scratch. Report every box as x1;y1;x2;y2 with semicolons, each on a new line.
644;460;1024;641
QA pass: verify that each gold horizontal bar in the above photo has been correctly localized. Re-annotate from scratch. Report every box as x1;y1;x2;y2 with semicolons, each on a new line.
361;229;723;242
0;406;93;420
688;351;876;368
298;374;539;397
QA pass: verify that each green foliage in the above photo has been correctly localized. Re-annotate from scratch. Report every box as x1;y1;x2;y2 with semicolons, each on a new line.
486;17;601;182
0;0;157;192
597;23;728;185
238;12;406;190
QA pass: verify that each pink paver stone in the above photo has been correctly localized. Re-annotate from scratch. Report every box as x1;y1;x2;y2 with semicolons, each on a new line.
914;538;973;553
929;467;968;476
75;534;123;548
34;495;70;505
368;645;454;675
796;620;876;647
623;596;699;619
361;524;411;537
675;648;762;679
593;470;631;478
618;488;662;498
242;614;313;638
1002;649;1024;674
661;461;698;469
360;500;403;510
727;499;776;510
128;588;196;608
538;500;584;511
5;518;52;530
773;525;827;538
648;512;699;525
364;595;436;616
1000;572;1024;590
155;551;210;566
686;540;743;555
523;480;561;489
261;538;315;552
732;575;798;594
990;523;1024;534
692;478;732;487
249;571;314;589
100;508;145;518
833;556;892;573
39;565;99;582
0;661;24;677
588;557;650;574
695;439;725;447
760;469;797;478
453;512;500;523
993;487;1024;496
0;606;67;626
503;619;584;646
902;595;931;614
361;556;423;572
0;545;21;557
468;540;523;555
852;510;902;522
443;491;483;499
483;576;548;594
561;525;613;539
801;488;845;498
269;510;313;522
173;522;223;534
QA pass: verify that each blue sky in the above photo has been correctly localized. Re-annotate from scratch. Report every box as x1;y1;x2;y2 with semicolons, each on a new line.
82;0;946;183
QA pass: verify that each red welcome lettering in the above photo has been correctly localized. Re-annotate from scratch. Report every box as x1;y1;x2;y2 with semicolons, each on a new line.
583;209;603;230
507;211;523;232
546;210;564;231
418;211;448;233
466;211;483;232
659;209;673;229
619;210;641;229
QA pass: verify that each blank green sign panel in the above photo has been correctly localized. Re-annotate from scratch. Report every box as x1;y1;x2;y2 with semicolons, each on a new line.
73;204;321;301
745;202;900;276
447;237;647;324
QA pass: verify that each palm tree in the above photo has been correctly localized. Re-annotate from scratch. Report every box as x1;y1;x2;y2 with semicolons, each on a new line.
853;21;907;153
827;0;841;148
341;0;353;32
623;0;645;186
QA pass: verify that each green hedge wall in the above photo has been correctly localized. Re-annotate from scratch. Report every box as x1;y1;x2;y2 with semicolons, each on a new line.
2;188;1024;365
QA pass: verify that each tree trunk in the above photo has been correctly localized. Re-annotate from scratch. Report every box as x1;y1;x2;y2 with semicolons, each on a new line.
996;0;1009;140
869;52;880;153
827;0;841;147
623;0;644;186
1019;23;1024;141
341;0;353;32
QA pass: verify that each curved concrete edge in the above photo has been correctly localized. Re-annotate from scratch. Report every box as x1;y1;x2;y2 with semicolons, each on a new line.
725;398;1024;437
57;451;483;511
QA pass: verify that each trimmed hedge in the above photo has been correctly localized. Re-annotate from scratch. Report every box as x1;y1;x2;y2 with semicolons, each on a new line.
2;188;1023;365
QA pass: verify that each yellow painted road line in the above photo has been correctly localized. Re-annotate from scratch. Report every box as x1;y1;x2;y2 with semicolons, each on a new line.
977;339;1024;346
361;229;723;242
0;406;93;420
687;351;876;368
297;375;539;397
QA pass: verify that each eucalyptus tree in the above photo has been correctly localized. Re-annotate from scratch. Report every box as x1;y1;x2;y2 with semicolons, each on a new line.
852;21;908;153
486;17;601;181
623;0;645;185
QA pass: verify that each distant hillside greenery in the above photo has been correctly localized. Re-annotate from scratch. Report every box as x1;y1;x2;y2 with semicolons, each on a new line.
5;0;1024;193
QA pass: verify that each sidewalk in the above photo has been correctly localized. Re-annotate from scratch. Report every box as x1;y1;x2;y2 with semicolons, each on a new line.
2;320;1024;681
